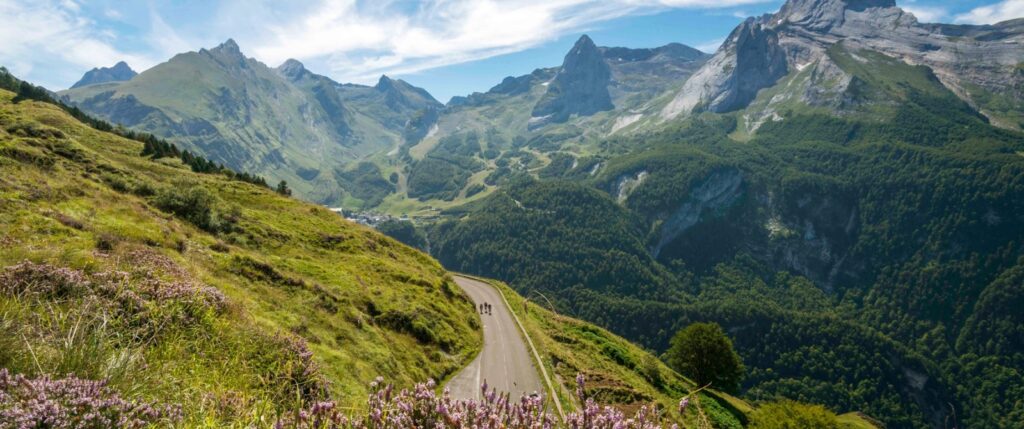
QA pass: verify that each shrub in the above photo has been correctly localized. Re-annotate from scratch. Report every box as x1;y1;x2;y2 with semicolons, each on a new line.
95;232;120;252
152;182;219;231
665;322;744;393
102;173;132;193
210;241;229;253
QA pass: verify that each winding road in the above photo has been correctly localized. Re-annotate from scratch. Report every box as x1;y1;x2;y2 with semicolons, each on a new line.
446;276;543;400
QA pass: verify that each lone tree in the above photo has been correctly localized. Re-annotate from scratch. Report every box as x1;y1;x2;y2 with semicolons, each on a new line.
665;322;744;393
276;180;292;196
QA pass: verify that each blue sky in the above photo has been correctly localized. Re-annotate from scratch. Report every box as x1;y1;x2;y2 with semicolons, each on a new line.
1;0;1021;102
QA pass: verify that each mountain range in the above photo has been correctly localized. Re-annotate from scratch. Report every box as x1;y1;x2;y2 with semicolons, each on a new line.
51;0;1024;428
2;72;786;427
60;39;440;205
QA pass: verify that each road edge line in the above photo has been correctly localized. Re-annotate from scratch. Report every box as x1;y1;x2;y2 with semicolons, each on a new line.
491;280;566;420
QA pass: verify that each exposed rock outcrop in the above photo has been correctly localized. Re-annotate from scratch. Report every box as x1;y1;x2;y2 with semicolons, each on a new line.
530;35;614;128
651;169;744;258
662;0;1024;127
70;61;137;89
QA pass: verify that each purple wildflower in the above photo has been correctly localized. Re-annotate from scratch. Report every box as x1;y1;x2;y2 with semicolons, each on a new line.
0;369;181;428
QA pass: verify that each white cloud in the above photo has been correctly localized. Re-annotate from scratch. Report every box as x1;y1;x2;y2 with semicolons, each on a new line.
902;5;947;23
0;0;775;89
0;0;154;88
954;0;1024;25
247;0;774;83
695;38;725;53
0;0;163;88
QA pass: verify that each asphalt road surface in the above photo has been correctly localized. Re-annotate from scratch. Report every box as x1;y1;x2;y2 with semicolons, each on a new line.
446;276;543;400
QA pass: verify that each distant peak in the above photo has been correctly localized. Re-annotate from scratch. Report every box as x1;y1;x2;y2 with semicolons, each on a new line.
276;59;309;81
211;38;242;56
281;58;304;69
563;34;603;65
375;75;397;90
572;34;598;52
70;61;137;89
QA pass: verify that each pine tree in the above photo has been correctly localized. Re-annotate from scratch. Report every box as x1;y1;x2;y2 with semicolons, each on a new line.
276;180;292;196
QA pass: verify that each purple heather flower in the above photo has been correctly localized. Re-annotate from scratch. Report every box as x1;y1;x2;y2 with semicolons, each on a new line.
678;397;690;414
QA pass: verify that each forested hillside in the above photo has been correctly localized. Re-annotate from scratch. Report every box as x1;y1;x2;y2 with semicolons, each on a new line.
425;43;1024;428
0;75;816;429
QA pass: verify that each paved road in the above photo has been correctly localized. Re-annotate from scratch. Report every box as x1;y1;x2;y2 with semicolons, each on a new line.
447;276;543;400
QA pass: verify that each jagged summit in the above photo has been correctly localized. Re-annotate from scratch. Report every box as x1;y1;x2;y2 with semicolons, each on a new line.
202;38;246;63
530;34;613;127
276;58;309;81
375;75;396;91
70;61;137;89
214;38;241;53
774;0;899;31
662;0;1024;125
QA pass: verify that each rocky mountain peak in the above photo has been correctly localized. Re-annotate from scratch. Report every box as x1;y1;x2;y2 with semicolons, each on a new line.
530;34;613;127
202;38;249;69
565;34;602;66
375;75;396;91
110;61;132;72
205;38;246;62
214;38;241;54
276;59;309;82
70;61;137;89
775;0;898;31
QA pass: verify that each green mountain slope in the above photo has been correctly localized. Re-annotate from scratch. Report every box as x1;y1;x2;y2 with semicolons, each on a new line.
60;41;439;207
368;37;709;216
0;87;482;424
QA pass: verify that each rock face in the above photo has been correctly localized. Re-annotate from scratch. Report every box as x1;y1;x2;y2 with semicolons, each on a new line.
663;0;1024;127
374;75;441;118
275;58;311;81
651;169;744;258
70;61;137;89
530;35;613;127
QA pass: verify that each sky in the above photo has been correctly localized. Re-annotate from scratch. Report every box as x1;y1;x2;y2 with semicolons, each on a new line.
1;0;1022;102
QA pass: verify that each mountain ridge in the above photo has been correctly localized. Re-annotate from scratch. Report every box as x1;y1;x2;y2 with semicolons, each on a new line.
70;60;137;89
662;0;1024;130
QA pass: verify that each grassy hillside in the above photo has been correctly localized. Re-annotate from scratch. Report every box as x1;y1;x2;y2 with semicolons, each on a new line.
0;88;481;425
